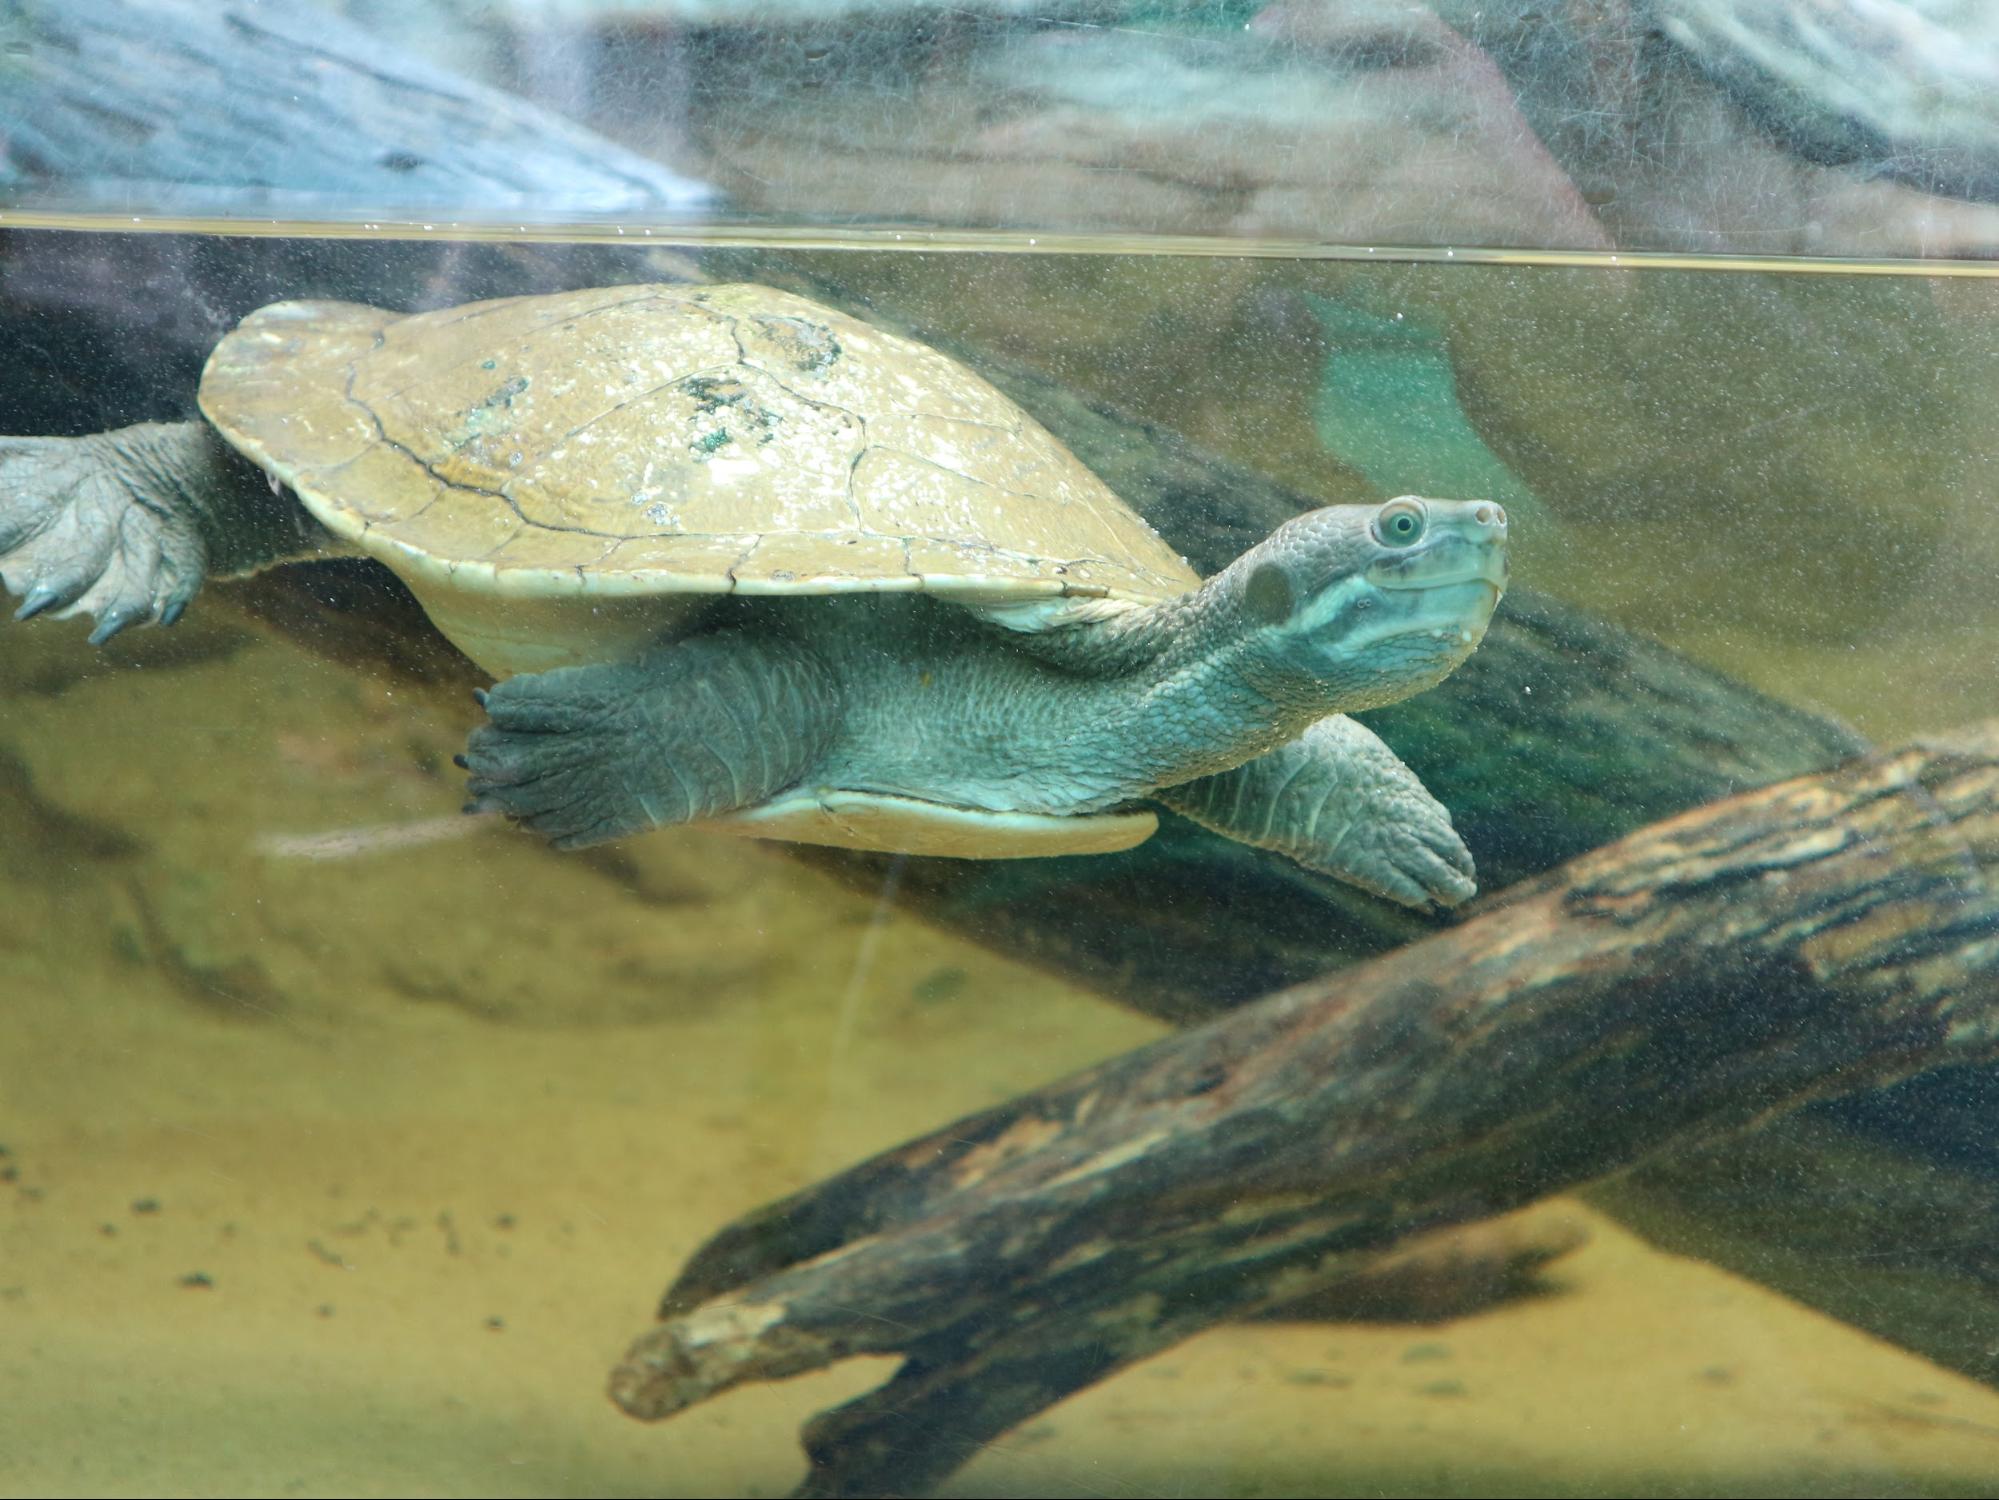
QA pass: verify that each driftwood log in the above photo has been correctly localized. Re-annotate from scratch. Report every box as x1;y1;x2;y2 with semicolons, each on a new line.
609;724;1999;1498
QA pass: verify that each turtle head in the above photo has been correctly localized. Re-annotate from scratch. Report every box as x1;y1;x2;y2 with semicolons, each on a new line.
1230;496;1508;713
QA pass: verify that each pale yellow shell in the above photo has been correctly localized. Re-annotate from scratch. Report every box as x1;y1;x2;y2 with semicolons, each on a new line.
200;283;1199;620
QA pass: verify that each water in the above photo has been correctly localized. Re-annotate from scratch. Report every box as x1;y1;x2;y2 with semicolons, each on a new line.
3;223;1998;1496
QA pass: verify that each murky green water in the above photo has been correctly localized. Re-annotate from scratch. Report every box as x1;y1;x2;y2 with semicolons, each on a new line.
3;224;1997;1496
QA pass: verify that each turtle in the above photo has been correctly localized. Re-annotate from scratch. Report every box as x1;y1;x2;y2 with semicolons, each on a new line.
0;281;1507;908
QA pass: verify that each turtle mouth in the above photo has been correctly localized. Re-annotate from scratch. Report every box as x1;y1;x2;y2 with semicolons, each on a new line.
1362;578;1501;650
1286;571;1500;712
1378;567;1506;596
1295;571;1500;665
1369;538;1509;597
1367;554;1507;644
1336;533;1508;656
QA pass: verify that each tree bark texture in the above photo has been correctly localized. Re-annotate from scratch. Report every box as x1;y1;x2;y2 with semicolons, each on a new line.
608;724;1999;1497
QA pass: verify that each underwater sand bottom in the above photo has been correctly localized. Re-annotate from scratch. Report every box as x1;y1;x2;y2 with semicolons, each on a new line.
1;620;1997;1497
5;1081;1997;1498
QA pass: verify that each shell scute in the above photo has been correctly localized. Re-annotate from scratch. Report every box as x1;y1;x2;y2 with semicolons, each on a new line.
201;283;1199;605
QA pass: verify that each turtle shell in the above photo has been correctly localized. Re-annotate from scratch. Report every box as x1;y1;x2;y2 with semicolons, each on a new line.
201;283;1198;673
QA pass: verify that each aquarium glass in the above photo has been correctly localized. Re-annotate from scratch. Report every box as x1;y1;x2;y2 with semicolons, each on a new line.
2;1;1996;1496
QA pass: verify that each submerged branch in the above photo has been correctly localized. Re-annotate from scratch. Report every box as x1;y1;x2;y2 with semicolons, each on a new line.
609;724;1999;1498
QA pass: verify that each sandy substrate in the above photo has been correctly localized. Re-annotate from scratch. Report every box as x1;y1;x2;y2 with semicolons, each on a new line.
3;614;1997;1497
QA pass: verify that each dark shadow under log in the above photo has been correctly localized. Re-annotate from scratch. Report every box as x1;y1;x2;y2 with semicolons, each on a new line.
1601;1074;1999;1394
608;725;1999;1498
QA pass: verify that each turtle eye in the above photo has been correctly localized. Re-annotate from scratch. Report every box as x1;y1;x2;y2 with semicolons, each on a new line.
1373;498;1427;548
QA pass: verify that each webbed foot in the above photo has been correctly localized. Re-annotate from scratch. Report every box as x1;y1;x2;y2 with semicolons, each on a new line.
1159;713;1477;909
462;636;843;851
0;428;210;642
462;667;660;850
1318;781;1477;909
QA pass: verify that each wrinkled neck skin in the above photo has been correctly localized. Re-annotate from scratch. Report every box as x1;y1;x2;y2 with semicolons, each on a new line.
733;498;1503;818
1000;500;1504;800
1049;559;1340;791
795;578;1317;818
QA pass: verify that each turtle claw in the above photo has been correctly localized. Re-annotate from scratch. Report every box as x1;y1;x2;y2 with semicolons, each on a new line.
87;603;149;646
462;755;605;843
13;584;61;621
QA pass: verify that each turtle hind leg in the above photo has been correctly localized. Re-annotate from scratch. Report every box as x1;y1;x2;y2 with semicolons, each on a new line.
0;421;309;642
1157;714;1477;909
461;632;843;851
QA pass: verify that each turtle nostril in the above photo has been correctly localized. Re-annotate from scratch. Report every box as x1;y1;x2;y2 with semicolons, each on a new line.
1474;503;1505;528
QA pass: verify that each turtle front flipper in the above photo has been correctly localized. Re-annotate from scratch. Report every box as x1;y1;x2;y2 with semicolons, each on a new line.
461;633;844;850
1157;714;1477;909
0;421;315;642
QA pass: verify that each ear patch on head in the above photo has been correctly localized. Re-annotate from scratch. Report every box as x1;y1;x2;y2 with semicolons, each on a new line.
1244;563;1294;625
